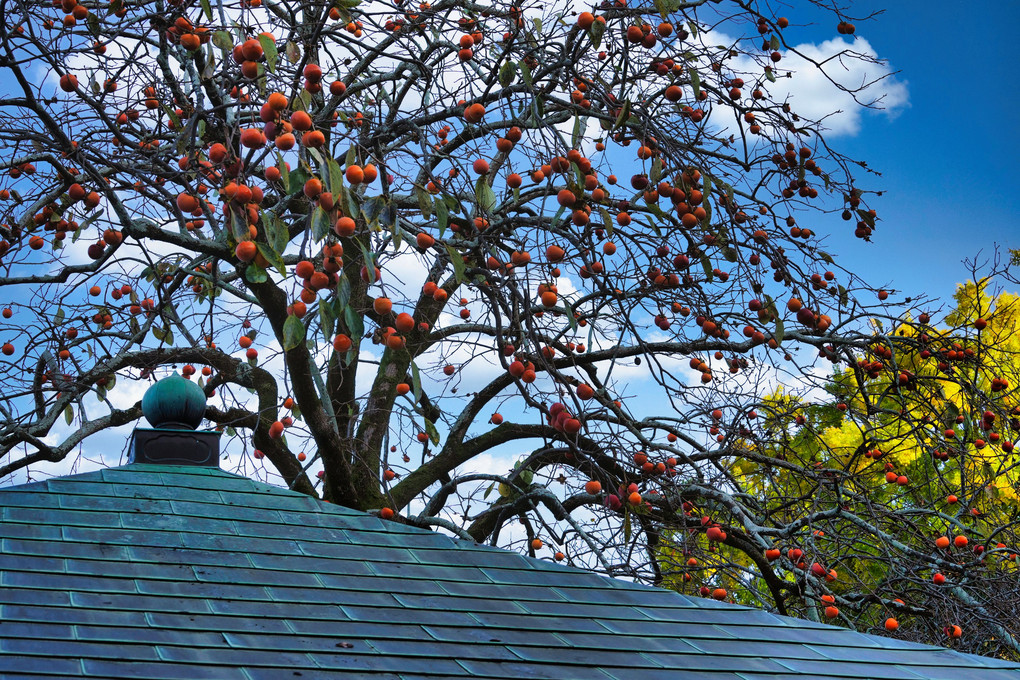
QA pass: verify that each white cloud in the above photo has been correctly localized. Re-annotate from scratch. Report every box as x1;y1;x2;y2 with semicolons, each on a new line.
767;36;909;136
695;29;908;139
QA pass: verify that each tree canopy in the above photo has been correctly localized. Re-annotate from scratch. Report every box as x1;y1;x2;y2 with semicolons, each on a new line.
3;0;1018;657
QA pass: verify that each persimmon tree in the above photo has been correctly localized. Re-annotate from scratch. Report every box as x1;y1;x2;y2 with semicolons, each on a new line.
4;0;1007;653
656;268;1020;658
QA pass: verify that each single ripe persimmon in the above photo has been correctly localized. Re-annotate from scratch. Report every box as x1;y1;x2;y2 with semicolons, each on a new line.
463;102;485;123
180;33;201;51
303;63;322;82
176;192;199;212
332;333;353;352
290;110;312;131
301;130;325;147
345;164;365;184
274;133;295;150
235;241;257;262
267;92;288;111
394;312;415;333
334;216;356;236
303;177;323;198
556;188;576;207
240;38;263;60
240;128;265;148
59;73;78;92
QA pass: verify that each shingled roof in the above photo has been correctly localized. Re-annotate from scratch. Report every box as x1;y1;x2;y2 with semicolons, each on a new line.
2;463;1020;680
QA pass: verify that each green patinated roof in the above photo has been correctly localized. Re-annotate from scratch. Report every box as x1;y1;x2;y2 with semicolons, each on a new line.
1;463;1018;679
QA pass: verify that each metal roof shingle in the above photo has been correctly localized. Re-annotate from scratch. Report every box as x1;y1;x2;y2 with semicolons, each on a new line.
0;463;1017;680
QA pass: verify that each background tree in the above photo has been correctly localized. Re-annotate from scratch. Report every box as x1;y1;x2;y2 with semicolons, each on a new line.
656;268;1020;658
3;0;1015;656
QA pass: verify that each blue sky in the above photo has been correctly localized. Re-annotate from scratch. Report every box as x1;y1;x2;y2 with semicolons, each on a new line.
781;0;1020;300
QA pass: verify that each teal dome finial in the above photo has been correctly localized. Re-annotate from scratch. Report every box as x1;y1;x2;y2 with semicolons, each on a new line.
141;374;207;430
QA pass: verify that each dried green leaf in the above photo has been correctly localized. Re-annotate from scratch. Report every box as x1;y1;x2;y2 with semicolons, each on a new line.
258;34;278;73
277;152;291;193
475;177;496;213
415;186;433;219
498;61;517;87
411;361;422;402
245;263;268;283
256;243;286;277
689;67;701;99
335;272;351;312
319;300;336;341
613;100;631;131
590;18;605;49
343;305;364;344
446;244;466;283
230;208;249;240
310;205;331;241
700;254;714;282
424;418;440;445
283;314;305;351
324;157;345;197
361;196;383;227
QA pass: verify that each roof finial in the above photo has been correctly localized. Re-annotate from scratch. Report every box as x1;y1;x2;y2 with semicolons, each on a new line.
141;373;207;430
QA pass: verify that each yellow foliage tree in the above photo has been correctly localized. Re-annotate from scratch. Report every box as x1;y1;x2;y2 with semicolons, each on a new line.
658;276;1020;659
